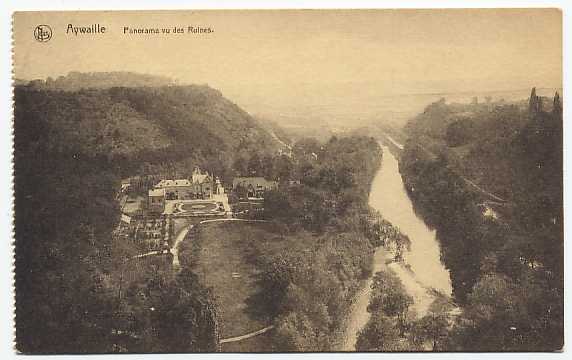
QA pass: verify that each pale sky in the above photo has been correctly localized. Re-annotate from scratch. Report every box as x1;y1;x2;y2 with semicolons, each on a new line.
14;9;562;119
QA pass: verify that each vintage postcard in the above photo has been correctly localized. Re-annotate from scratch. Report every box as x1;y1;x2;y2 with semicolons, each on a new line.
12;9;563;353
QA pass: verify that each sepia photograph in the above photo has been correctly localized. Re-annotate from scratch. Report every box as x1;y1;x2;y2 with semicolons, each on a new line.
11;8;563;354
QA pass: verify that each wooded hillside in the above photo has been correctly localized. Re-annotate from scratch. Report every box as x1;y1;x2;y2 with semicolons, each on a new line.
400;89;563;351
14;73;281;353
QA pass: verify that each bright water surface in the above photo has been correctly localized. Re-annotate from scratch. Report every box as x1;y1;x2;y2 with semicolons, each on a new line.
370;145;452;296
341;144;452;351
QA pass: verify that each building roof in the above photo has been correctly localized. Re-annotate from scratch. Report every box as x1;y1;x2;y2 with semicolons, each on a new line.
154;173;212;189
155;179;192;188
148;188;165;197
233;177;277;189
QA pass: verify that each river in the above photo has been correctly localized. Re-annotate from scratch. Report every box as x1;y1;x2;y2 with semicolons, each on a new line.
341;144;452;351
371;145;452;296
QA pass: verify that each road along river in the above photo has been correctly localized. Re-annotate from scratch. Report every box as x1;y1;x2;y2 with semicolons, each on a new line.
341;144;453;351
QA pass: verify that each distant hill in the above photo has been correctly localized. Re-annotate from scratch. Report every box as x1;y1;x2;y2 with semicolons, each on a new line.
15;73;281;178
255;113;337;143
246;87;561;137
23;71;175;91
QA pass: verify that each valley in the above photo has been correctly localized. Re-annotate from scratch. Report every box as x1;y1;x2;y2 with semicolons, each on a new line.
13;72;563;353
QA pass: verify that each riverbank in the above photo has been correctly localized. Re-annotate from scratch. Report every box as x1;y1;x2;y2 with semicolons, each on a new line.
339;241;444;350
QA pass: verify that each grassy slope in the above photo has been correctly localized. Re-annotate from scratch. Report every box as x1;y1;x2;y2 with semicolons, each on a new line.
180;221;280;351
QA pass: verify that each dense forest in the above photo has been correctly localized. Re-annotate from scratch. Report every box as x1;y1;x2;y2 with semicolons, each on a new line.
13;74;283;353
16;74;281;181
399;89;563;350
250;136;385;351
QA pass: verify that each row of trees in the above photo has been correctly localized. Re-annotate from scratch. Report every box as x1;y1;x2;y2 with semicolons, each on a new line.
231;137;324;181
113;267;218;352
252;230;376;351
232;153;295;181
261;136;382;231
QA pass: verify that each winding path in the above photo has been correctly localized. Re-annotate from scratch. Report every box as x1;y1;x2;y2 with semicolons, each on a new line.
128;250;167;260
341;248;388;351
220;325;275;344
171;225;193;268
461;177;508;203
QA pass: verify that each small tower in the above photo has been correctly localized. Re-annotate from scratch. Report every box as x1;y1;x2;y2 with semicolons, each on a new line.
215;177;224;195
553;91;562;116
529;87;543;115
192;166;202;183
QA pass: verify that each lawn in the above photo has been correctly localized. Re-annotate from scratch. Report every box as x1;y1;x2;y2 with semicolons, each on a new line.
185;221;280;351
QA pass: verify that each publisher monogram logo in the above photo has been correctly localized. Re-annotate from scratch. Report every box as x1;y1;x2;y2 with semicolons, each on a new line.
34;25;52;42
